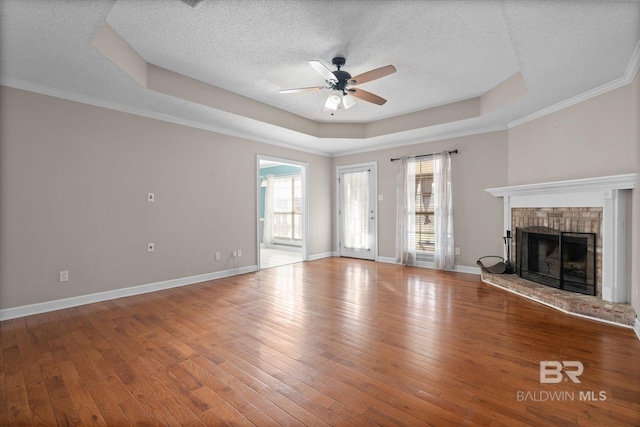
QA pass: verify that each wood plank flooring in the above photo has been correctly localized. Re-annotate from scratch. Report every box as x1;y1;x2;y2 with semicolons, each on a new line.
2;257;639;426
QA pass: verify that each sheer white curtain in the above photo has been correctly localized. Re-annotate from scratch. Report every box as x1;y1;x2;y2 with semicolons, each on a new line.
395;156;416;265
343;170;370;250
263;174;275;248
433;152;455;269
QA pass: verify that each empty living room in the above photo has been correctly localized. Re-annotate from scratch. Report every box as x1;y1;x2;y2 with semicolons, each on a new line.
1;1;639;426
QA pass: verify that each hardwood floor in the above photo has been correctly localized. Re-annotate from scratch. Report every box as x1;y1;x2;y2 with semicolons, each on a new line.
2;257;639;426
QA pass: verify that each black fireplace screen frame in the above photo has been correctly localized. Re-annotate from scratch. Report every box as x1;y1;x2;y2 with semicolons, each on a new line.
516;227;596;296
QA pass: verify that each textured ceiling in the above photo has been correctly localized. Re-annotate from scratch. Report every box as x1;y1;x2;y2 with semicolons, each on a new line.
1;0;639;156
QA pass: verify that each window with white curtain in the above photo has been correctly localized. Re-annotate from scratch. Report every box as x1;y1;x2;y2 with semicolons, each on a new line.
272;174;302;241
396;151;454;269
412;159;435;253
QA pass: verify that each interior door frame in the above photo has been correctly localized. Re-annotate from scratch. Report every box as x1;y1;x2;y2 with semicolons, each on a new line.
336;162;378;261
257;155;309;270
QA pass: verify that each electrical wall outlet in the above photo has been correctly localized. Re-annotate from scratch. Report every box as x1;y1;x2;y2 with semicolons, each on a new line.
237;249;242;257
232;250;237;257
148;243;155;252
59;271;69;282
455;247;461;255
215;252;221;260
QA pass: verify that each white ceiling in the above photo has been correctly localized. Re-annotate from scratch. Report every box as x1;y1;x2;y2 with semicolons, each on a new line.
1;0;639;156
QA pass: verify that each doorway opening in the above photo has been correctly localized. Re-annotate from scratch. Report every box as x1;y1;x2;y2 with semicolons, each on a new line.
257;156;308;269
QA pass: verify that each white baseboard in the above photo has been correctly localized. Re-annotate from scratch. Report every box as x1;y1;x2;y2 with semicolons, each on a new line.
634;317;640;341
453;265;482;275
271;242;303;252
375;256;481;275
415;262;480;275
0;265;257;321
308;252;334;261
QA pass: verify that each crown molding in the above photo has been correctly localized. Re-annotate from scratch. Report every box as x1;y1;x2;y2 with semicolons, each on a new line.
331;124;507;157
0;77;332;157
507;40;640;129
0;76;508;158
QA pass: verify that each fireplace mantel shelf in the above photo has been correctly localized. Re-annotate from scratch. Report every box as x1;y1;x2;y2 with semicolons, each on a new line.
486;173;636;198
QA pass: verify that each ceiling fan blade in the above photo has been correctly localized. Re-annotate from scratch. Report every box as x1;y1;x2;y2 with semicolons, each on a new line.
308;60;337;82
279;86;326;94
349;65;396;85
349;88;387;105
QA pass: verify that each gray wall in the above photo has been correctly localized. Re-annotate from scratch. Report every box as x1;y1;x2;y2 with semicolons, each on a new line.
507;83;637;185
0;86;332;309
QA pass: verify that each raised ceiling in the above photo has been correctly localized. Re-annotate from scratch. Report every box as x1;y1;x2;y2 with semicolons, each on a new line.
1;0;639;156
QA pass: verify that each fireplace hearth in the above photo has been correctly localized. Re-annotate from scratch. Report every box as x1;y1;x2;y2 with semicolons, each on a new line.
516;227;596;296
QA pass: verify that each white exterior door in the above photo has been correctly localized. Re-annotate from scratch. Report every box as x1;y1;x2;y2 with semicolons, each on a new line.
338;164;377;260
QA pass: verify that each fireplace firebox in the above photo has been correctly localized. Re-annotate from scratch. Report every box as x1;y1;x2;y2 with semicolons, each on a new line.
516;227;596;296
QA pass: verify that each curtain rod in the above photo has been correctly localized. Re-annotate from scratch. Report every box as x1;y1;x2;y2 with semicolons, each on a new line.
390;149;458;162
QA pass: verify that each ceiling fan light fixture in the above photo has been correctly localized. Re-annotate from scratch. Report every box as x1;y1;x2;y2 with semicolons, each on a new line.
342;93;355;109
323;92;341;111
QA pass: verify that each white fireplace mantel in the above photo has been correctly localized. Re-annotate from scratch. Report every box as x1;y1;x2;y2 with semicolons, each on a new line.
486;173;636;303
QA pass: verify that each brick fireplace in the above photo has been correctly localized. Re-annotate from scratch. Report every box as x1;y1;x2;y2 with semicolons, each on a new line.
512;207;601;296
486;174;635;304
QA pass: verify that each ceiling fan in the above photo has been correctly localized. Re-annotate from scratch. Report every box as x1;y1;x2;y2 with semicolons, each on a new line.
279;57;396;111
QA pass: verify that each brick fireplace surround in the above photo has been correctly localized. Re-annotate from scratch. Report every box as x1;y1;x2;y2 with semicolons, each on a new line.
485;174;636;328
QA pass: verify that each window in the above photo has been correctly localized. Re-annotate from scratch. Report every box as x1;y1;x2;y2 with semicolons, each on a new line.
272;174;302;240
412;159;435;253
396;151;454;269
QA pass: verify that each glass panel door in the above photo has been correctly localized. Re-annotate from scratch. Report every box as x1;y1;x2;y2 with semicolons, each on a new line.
339;165;376;260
